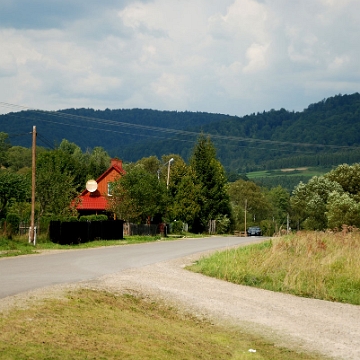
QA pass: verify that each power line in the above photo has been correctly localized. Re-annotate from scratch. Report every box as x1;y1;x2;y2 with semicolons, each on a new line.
3;112;316;155
0;101;359;152
3;127;55;149
7;132;32;139
37;133;56;149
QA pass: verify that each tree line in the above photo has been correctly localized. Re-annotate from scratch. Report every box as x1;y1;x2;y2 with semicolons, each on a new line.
1;130;360;236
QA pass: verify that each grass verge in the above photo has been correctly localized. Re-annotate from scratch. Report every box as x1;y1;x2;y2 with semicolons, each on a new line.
0;289;324;360
0;233;207;258
189;231;360;305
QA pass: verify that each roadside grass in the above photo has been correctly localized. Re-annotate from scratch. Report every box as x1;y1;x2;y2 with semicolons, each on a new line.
0;232;206;258
189;231;360;305
0;236;37;257
0;289;325;360
0;235;158;258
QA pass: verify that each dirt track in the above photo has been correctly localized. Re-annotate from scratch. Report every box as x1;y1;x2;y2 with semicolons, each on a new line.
88;251;360;360
1;248;360;360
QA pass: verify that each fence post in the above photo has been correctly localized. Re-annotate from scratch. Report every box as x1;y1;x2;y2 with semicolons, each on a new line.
28;226;37;245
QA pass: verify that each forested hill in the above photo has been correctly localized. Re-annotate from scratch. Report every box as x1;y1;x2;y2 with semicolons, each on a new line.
1;93;360;173
0;108;227;150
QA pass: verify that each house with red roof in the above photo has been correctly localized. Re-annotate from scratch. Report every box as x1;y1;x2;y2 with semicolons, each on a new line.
75;158;126;216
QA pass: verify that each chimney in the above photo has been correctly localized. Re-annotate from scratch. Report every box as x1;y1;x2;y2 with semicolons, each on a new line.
111;158;123;170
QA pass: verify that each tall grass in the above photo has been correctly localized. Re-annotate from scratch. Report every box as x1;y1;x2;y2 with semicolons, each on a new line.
189;231;360;305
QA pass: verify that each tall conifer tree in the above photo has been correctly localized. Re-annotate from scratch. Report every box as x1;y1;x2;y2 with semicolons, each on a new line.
190;135;232;232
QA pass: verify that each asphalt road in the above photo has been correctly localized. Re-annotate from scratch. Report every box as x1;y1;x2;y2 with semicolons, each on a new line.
0;236;262;299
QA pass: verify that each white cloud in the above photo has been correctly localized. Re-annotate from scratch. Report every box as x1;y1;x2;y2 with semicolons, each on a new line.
243;43;270;73
328;56;350;71
151;72;190;108
0;0;359;116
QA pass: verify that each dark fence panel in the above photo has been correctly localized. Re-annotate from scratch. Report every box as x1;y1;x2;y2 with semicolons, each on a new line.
90;221;103;240
49;221;61;244
102;220;124;240
49;220;124;245
61;221;89;244
129;224;159;236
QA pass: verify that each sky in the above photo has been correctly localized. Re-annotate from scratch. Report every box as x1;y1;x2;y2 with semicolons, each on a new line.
0;0;359;117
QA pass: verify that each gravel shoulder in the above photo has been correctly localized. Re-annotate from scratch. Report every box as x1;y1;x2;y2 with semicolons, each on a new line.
1;247;360;360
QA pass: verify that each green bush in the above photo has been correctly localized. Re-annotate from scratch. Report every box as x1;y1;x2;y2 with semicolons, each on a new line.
95;214;109;221
171;220;184;234
6;213;20;237
216;215;231;234
260;219;275;236
79;215;108;222
79;216;91;222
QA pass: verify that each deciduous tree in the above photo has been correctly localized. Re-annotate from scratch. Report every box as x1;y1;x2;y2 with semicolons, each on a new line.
291;176;343;230
87;146;110;180
326;191;360;229
0;171;29;217
36;150;78;216
228;179;270;231
266;185;290;229
0;132;11;167
108;165;167;223
325;163;360;200
6;146;32;173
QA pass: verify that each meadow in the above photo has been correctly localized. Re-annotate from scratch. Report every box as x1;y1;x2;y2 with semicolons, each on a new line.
189;230;360;305
246;167;331;179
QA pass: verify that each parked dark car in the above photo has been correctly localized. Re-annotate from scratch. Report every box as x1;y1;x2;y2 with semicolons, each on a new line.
247;226;262;236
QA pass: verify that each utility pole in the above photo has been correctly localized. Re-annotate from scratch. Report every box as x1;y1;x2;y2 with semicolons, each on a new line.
244;199;247;236
29;126;36;245
287;213;290;234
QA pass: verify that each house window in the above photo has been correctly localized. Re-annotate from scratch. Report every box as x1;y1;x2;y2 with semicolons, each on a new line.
107;182;114;196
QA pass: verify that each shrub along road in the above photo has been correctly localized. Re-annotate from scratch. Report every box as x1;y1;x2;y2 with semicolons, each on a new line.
0;236;262;298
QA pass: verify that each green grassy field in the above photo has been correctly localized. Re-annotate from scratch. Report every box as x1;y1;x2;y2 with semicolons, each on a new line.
0;289;325;360
189;230;360;305
246;167;331;179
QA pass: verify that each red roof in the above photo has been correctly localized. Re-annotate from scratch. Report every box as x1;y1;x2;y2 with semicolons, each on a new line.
76;194;108;210
75;158;125;211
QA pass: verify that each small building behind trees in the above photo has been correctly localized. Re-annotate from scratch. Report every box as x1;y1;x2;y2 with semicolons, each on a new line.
75;158;125;217
50;158;126;244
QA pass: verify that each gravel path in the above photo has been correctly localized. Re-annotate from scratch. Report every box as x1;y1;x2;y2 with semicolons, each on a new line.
1;247;360;360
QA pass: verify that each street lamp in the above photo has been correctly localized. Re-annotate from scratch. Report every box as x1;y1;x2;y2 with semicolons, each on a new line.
165;158;174;189
156;158;174;236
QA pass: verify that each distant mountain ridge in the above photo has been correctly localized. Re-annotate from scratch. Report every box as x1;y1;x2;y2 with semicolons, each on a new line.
1;93;360;173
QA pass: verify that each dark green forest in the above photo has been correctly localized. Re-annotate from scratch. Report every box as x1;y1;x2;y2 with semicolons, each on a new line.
1;93;360;175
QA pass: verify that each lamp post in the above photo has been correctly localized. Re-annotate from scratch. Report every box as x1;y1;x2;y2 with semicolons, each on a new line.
157;158;174;236
166;158;174;189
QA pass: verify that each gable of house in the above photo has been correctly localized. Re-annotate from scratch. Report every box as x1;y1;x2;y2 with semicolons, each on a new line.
76;158;125;212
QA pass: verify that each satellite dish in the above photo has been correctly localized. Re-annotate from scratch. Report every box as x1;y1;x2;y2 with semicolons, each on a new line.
86;179;98;193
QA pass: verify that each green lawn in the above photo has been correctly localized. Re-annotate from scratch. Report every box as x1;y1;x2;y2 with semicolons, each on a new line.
0;289;325;360
189;231;360;305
